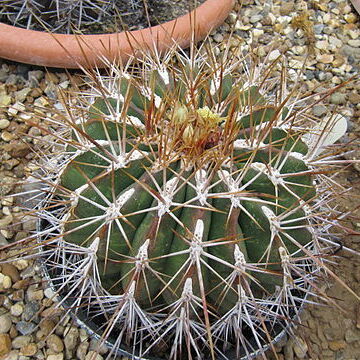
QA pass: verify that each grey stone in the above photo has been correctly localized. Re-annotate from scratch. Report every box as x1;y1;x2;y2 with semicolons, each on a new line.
213;33;224;43
16;321;37;336
312;105;328;117
0;69;9;82
0;233;8;246
22;301;40;322
27;71;44;87
341;45;360;61
313;24;324;34
250;14;263;23
345;329;359;343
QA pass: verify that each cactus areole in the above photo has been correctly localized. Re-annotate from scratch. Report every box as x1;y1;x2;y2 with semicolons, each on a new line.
37;54;342;360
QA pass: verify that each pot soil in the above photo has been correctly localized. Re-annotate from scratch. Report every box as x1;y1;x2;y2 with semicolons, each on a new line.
0;0;234;68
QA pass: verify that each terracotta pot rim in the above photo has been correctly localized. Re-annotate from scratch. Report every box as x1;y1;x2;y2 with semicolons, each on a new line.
0;0;235;69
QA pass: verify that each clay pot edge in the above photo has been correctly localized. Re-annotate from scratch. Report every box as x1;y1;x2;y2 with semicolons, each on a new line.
0;0;235;68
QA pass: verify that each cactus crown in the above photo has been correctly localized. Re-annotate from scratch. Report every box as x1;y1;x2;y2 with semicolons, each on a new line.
7;47;353;360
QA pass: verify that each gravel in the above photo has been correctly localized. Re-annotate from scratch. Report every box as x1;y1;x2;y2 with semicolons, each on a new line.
0;0;360;359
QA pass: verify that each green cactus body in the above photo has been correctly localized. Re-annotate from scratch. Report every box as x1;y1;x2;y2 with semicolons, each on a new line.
59;69;315;322
6;48;351;360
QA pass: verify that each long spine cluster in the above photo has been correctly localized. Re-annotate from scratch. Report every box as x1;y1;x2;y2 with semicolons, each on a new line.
2;46;356;360
0;0;143;33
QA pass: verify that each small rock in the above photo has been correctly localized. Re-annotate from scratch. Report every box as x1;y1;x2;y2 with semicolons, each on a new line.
329;36;343;48
0;119;10;130
47;334;64;353
333;55;345;67
283;339;294;360
14;88;31;102
345;329;359;343
313;24;324;35
341;45;360;61
44;83;58;99
76;341;89;360
26;288;43;302
315;40;329;50
348;39;360;48
47;355;63;360
20;343;37;357
45;73;59;84
28;70;44;83
0;313;12;334
249;14;263;23
12;336;31;349
39;320;56;334
4;159;20;171
0;334;12;356
15;321;36;336
3;350;20;360
22;301;40;322
348;92;360;104
84;352;103;360
252;29;264;38
88;339;107;355
44;288;57;300
317;54;334;64
227;12;237;24
312;105;327;117
1;131;14;142
7;102;25;116
10;303;24;317
289;59;303;69
268;49;281;61
0;233;8;246
356;306;360;329
0;273;12;289
12;279;31;290
280;2;294;15
213;33;224;43
10;290;24;302
0;215;13;228
21;217;37;232
0;94;12;106
293;336;308;359
330;93;347;105
328;340;346;351
1;263;20;283
63;327;79;351
344;13;358;24
40;307;62;318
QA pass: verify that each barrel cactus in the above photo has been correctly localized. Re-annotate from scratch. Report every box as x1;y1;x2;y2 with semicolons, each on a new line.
7;49;354;359
0;0;142;33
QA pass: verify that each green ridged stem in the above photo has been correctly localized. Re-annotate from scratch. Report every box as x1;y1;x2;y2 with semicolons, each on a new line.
59;73;315;316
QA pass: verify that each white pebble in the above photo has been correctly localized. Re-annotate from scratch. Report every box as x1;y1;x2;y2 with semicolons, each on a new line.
268;50;281;61
0;119;10;130
10;303;24;317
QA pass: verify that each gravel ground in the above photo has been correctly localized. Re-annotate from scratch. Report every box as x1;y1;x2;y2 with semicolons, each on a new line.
0;0;360;359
